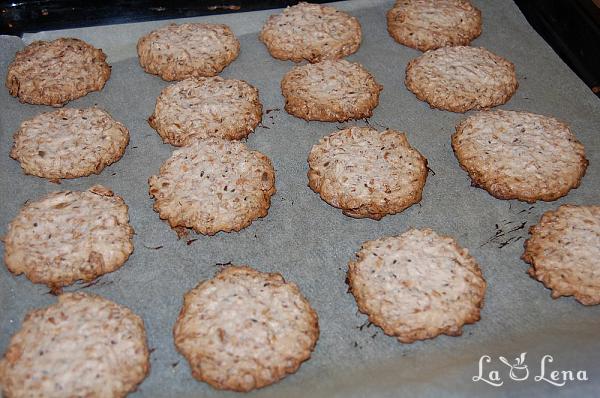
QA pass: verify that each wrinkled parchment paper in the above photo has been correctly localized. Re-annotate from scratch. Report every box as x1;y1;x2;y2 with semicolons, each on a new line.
1;1;599;396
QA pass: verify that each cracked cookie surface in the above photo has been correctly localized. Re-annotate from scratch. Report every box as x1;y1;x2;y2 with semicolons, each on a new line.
148;139;275;235
137;23;239;81
6;38;110;106
260;2;361;63
173;266;319;391
308;126;427;219
149;77;262;146
523;205;600;305
11;107;129;180
281;60;382;122
347;228;486;343
387;0;481;51
405;46;518;112
452;110;588;202
0;292;149;398
3;186;134;290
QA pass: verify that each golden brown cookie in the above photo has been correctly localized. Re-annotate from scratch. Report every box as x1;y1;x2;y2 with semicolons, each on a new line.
347;229;486;343
405;46;518;112
0;292;149;398
281;60;382;122
3;186;134;290
137;23;239;81
523;205;600;305
452;110;588;202
148;77;262;146
6;38;111;106
387;0;482;51
148;139;275;236
173;265;319;391
260;2;361;63
308;126;428;219
10;107;129;180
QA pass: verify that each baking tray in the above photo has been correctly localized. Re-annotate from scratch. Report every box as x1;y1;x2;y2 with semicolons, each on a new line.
1;1;599;396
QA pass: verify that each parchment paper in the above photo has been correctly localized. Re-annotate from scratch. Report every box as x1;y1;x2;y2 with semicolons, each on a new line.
1;1;599;396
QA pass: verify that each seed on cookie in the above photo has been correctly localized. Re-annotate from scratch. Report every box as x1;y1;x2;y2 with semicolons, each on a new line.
260;2;361;63
137;23;240;81
3;185;134;291
387;0;482;51
523;205;600;305
405;46;518;112
452;110;588;203
0;292;150;398
148;77;262;146
347;228;486;343
6;38;111;106
281;60;383;122
308;126;427;219
173;265;319;391
10;107;129;181
148;139;275;236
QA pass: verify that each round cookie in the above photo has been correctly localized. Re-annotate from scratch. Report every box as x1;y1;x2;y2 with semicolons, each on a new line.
259;2;361;63
405;46;518;112
10;107;129;180
308;127;427;219
173;265;319;391
452;110;588;203
3;185;134;290
387;0;482;51
6;38;111;106
281;60;383;122
148;139;275;236
148;77;262;146
347;228;486;343
137;23;240;81
523;205;600;305
0;292;149;398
